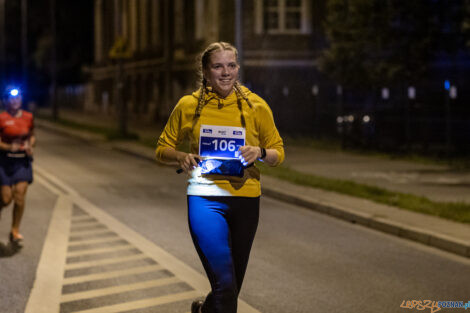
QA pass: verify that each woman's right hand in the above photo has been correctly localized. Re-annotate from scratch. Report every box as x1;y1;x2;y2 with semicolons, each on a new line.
176;152;201;173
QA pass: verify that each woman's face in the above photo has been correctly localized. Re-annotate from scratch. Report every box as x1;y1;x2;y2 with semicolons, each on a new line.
6;96;22;111
204;50;239;98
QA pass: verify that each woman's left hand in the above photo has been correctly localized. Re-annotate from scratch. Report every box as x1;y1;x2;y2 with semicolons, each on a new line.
23;141;33;156
236;146;261;166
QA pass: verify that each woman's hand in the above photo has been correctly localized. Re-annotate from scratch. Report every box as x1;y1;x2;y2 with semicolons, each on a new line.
236;146;261;166
176;151;201;173
23;141;33;156
10;142;21;152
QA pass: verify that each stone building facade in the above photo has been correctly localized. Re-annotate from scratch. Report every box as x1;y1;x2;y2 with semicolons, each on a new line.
89;0;329;133
88;0;470;152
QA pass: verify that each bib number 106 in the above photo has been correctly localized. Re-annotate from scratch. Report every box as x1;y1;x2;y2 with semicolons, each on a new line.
211;139;237;152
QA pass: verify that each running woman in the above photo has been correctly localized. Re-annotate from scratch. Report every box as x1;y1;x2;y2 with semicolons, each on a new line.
0;86;35;246
156;42;284;313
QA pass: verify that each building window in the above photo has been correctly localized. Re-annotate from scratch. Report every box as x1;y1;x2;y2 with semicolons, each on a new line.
255;0;311;34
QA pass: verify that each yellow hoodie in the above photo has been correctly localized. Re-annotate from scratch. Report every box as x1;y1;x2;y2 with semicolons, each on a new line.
156;85;284;197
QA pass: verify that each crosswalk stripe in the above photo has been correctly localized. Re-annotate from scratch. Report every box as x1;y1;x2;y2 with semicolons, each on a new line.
68;237;125;247
69;228;113;236
67;239;127;252
69;231;118;242
60;277;180;302
66;244;133;257
64;254;148;270
70;221;101;229
69;225;108;233
71;216;96;223
68;290;200;313
63;265;162;284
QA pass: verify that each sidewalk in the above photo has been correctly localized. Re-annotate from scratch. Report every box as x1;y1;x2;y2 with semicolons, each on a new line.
35;109;470;258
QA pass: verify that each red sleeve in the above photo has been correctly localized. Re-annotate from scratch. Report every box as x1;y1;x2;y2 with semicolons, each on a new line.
28;112;34;132
23;111;34;133
0;113;5;135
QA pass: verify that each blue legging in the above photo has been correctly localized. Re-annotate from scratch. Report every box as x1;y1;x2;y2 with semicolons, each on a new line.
187;196;260;313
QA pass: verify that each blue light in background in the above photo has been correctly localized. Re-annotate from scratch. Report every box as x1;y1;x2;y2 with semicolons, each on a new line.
444;80;450;90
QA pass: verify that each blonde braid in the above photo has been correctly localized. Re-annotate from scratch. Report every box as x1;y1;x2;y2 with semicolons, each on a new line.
233;81;252;129
233;81;253;108
195;79;207;118
191;79;207;136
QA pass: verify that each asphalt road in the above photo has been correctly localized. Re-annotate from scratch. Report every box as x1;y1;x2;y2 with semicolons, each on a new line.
0;128;469;313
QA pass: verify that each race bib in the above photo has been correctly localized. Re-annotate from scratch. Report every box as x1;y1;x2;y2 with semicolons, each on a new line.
199;125;245;159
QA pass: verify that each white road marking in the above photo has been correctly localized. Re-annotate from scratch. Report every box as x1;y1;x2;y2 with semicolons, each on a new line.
62;264;163;284
60;276;180;302
34;174;64;196
66;244;133;257
71;215;97;222
29;165;262;313
70;229;114;237
67;237;126;247
69;220;102;228
34;165;80;196
69;230;117;241
68;226;108;234
70;290;200;313
24;195;72;313
64;254;148;270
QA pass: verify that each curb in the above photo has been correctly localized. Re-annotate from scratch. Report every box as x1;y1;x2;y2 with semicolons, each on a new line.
36;118;470;258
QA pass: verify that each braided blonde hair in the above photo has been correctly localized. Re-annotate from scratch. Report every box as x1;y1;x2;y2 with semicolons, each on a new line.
194;42;252;128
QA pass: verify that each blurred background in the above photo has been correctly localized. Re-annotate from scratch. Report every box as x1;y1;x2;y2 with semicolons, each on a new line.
1;0;470;156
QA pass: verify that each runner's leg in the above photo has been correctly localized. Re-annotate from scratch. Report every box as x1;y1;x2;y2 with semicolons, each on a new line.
188;196;238;313
229;197;259;293
11;181;28;238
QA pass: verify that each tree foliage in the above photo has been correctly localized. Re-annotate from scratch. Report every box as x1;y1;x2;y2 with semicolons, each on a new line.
319;0;440;88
